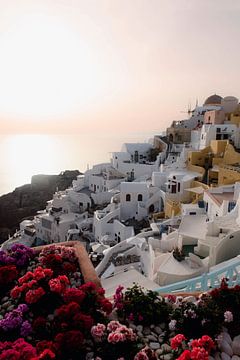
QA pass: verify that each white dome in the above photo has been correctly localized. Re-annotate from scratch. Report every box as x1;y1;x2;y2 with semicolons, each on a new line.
221;96;239;113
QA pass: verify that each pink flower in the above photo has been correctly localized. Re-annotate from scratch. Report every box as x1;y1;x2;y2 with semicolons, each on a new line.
107;321;121;332
91;323;106;339
224;311;233;323
138;314;143;321
108;332;126;343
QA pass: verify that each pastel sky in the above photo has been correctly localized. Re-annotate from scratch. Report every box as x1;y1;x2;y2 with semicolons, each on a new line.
0;0;239;134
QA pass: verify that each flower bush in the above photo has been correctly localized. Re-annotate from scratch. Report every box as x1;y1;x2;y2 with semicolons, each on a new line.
0;244;114;359
90;320;139;359
170;334;215;359
113;283;171;326
1;243;240;360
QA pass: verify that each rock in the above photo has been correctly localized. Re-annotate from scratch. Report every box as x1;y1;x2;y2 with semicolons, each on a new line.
143;327;151;335
143;337;149;344
161;344;172;352
160;354;173;360
2;301;11;309
158;336;164;344
221;352;231;360
136;325;143;333
160;323;166;330
222;332;232;345
1;297;8;303
129;323;136;331
233;336;240;356
220;340;233;357
214;352;221;360
154;326;163;335
137;331;143;338
209;357;215;360
7;305;15;312
147;335;158;342
155;349;163;356
149;342;160;350
232;356;240;360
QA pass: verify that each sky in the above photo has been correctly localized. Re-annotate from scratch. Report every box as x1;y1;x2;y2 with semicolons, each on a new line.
0;0;240;135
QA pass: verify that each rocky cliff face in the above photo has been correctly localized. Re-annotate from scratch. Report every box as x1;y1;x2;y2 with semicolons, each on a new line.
0;170;81;243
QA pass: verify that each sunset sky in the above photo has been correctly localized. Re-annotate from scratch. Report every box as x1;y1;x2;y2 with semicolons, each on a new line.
0;0;240;135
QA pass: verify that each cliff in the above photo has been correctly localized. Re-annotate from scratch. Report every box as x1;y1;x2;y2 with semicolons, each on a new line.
0;170;81;243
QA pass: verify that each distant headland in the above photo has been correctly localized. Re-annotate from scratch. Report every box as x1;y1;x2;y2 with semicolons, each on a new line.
0;170;81;242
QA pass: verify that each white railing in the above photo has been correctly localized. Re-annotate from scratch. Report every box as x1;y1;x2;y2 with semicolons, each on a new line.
155;256;240;294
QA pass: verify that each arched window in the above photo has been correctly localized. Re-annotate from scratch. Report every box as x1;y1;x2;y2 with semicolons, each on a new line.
137;194;143;201
126;194;131;202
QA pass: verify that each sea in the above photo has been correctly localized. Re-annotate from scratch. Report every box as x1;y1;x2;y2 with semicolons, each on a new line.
0;131;158;196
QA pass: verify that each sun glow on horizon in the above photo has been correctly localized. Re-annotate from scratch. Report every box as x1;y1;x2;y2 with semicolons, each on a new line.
3;134;63;187
0;12;109;120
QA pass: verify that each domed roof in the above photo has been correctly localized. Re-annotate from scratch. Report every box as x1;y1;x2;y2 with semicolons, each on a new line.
204;94;223;106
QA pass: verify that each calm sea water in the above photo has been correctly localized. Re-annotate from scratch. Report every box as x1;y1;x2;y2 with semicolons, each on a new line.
0;131;157;196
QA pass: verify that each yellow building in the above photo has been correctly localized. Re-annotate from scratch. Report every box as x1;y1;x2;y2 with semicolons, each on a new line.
187;140;240;186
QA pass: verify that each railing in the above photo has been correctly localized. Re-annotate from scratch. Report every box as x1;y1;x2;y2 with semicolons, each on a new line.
155;256;240;294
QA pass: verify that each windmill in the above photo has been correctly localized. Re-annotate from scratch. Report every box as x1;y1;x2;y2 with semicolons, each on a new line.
180;101;194;117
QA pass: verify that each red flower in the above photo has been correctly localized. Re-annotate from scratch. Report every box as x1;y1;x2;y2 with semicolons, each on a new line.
33;317;47;333
49;275;69;294
79;282;96;293
62;262;77;273
25;287;45;304
0;265;18;286
198;335;215;352
98;298;112;314
63;288;85;304
36;341;53;354
190;346;209;360
18;271;34;285
55;330;84;353
34;267;53;281
97;288;105;296
56;302;80;321
10;286;21;299
177;350;191;360
38;349;55;360
171;334;187;350
73;313;94;330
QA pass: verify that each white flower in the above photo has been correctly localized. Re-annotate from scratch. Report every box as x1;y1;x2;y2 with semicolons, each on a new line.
224;311;233;323
169;319;177;330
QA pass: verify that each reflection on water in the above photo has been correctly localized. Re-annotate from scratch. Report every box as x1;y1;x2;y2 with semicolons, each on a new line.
0;131;157;196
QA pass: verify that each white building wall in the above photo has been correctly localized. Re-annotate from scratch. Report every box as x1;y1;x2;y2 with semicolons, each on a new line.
112;220;135;242
120;182;149;221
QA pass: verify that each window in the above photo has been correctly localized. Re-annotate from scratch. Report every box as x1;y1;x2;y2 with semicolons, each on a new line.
126;194;131;201
137;194;143;201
